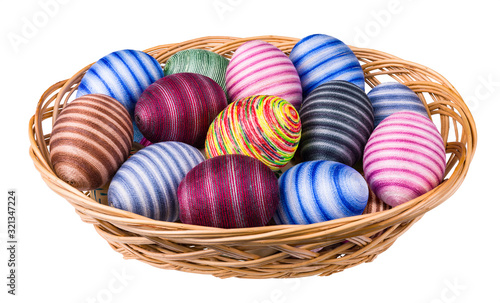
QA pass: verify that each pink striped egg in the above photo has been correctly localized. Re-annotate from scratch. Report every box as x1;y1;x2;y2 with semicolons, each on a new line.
363;111;446;207
226;40;302;109
50;94;133;191
134;73;227;147
178;154;280;228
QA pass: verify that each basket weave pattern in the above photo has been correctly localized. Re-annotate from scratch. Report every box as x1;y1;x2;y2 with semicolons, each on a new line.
29;36;477;279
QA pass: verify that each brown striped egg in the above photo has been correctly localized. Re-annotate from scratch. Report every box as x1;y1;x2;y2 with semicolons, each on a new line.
89;142;144;205
50;94;133;191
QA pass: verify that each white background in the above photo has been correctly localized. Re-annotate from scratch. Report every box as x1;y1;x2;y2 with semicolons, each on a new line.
1;0;499;302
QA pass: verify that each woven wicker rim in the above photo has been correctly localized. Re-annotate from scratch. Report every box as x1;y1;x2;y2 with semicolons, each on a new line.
28;36;477;278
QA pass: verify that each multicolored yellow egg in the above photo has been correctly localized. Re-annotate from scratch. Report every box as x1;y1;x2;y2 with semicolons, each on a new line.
205;95;301;171
50;94;133;191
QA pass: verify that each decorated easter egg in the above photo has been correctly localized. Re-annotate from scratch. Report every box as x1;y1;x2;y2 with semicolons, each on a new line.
363;111;446;207
362;183;391;238
89;142;144;205
362;183;391;215
367;82;428;127
290;34;365;97
108;142;205;222
50;94;133;191
139;137;152;147
178;154;279;228
299;80;374;166
164;49;229;97
76;49;164;142
274;161;369;225
205;95;301;171
226;40;302;109
135;73;227;147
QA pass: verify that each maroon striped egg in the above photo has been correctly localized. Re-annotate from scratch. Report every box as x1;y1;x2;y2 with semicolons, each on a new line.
363;111;446;207
226;40;302;109
178;154;280;228
134;73;227;147
50;94;133;191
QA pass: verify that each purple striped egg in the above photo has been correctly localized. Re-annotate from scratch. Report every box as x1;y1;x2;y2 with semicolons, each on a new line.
50;94;133;191
226;40;302;109
178;154;280;228
134;73;227;147
363;111;446;207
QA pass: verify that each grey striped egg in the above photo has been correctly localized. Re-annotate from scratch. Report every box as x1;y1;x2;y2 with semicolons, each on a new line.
108;141;205;222
298;80;374;166
49;94;133;191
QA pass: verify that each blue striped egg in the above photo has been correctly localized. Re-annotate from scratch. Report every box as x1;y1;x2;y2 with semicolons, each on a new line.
299;80;374;166
108;142;205;222
274;161;369;225
76;49;164;142
367;82;429;127
289;34;365;97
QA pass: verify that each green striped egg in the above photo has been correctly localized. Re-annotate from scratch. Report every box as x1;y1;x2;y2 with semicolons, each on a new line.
164;49;229;97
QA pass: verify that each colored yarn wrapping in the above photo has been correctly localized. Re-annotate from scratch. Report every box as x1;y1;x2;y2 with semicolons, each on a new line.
299;80;374;166
164;49;229;97
108;142;205;222
367;82;429;127
363;111;446;207
135;73;227;147
76;49;163;141
205;95;301;171
50;94;133;191
89;142;144;205
289;34;365;97
226;40;302;109
178;154;279;228
362;181;391;238
362;183;391;215
274;161;369;225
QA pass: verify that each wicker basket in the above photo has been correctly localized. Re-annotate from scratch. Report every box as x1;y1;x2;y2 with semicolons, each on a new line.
28;36;477;279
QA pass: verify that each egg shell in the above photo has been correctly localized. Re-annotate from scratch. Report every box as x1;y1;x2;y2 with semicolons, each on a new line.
226;40;302;109
363;111;446;207
289;34;365;97
164;49;229;97
298;80;374;166
89;142;144;205
76;49;164;142
108;141;205;222
205;95;301;171
135;73;227;147
50;94;133;191
274;160;369;225
178;154;279;228
367;82;429;127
